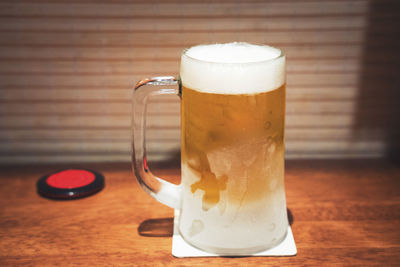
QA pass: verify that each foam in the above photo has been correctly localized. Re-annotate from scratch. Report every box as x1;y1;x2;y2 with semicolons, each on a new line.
180;42;285;95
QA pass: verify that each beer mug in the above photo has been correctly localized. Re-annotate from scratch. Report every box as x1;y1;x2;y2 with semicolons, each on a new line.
132;42;288;255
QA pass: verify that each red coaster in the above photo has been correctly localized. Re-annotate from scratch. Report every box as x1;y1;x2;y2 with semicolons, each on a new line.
37;169;104;200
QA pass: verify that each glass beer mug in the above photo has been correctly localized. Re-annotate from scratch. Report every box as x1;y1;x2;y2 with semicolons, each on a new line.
132;42;288;255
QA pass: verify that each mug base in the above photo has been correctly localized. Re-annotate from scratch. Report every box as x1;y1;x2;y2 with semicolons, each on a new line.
179;228;288;256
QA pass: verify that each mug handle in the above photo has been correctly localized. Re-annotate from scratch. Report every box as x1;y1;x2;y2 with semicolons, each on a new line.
132;76;182;209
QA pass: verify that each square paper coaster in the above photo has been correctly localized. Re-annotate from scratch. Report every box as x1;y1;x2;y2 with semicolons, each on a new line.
172;210;297;258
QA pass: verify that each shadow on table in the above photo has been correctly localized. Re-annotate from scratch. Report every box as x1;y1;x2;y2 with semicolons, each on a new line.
138;217;174;237
287;208;294;226
138;208;294;237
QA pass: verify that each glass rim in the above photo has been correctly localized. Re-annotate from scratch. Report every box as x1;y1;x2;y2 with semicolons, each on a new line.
181;43;285;65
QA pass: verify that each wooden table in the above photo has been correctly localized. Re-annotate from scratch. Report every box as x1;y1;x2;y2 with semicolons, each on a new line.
0;160;399;266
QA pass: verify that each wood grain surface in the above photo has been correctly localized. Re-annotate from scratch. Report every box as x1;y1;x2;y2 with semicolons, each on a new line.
0;160;399;266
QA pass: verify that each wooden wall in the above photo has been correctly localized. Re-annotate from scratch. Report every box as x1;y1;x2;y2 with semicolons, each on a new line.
0;0;399;164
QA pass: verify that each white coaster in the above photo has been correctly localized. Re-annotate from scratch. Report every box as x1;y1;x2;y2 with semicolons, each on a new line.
172;210;297;258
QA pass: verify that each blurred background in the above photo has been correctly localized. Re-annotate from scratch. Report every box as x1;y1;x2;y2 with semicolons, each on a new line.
0;0;399;165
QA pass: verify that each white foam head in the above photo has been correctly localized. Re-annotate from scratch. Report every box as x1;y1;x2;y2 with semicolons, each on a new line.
180;42;285;95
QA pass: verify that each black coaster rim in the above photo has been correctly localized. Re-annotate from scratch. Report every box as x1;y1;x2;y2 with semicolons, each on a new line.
37;168;105;200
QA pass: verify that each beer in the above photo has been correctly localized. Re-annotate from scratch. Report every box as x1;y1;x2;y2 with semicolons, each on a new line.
178;43;288;253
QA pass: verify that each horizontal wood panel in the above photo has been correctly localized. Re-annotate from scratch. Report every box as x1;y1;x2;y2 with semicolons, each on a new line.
0;128;389;142
0;140;385;156
0;87;364;101
0;129;180;141
0;151;385;164
0;101;365;115
0;101;395;119
0;2;369;17
0;74;365;87
0;154;132;164
0;16;368;32
0;45;369;60
0;139;386;165
2;60;396;74
0;31;367;47
0;114;380;128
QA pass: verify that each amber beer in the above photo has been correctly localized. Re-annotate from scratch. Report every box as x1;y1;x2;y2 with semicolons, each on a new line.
178;43;288;254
